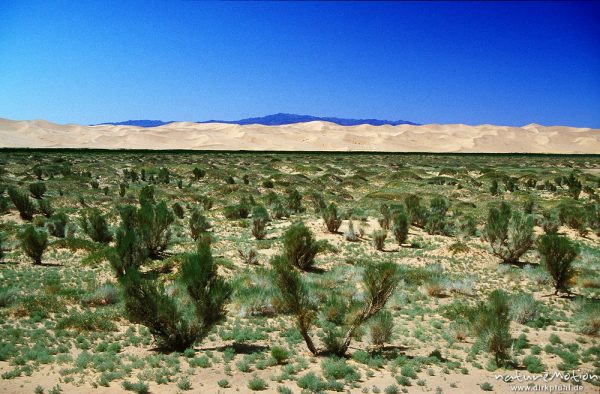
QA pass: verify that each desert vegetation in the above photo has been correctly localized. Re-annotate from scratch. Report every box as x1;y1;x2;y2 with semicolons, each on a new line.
0;150;598;393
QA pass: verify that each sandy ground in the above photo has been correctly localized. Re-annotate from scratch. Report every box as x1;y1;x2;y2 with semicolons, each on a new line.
1;118;599;153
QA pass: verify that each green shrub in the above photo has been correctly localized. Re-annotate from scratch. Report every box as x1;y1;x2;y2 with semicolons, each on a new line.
522;355;545;373
111;205;147;276
405;194;427;227
344;219;359;242
483;202;534;264
18;225;48;264
541;210;560;234
509;293;542;325
121;380;149;394
272;257;399;356
29;182;47;199
47;212;68;238
138;200;174;258
119;182;126;197
190;208;211;240
8;188;36;220
369;310;394;347
321;357;360;381
392;212;409;245
247;375;268;391
538;234;579;295
56;310;117;332
283;222;320;270
286;189;304;214
470;290;512;366
322;203;342;233
192;167;205;180
270;346;289;364
373;229;387;251
80;208;113;244
572;298;600;336
38;199;54;218
490;179;499;196
558;201;587;235
565;172;582;200
157;167;170;184
172;202;184;219
252;205;270;240
119;243;231;351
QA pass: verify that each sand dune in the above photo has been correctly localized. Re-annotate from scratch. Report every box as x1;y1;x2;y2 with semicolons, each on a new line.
0;118;598;153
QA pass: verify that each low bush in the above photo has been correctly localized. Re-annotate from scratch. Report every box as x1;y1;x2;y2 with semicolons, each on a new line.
80;208;113;244
29;182;47;199
283;222;321;271
373;230;387;251
483;202;534;264
47;212;68;238
469;290;512;366
8;188;36;221
18;225;48;264
538;234;579;295
322;202;342;233
190;208;211;240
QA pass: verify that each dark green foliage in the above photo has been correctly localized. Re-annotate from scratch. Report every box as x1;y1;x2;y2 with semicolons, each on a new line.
90;180;99;189
38;198;54;218
138;185;155;205
119;182;126;197
138;200;174;258
111;205;147;276
157;167;170;184
262;178;274;188
523;198;535;215
538;234;579;295
8;187;36;220
18;225;48;264
505;177;516;192
490;179;499;196
483;202;534;264
198;194;213;211
565;172;582;200
425;197;451;236
470;290;512;366
0;195;9;214
283;222;320;270
80;208;113;244
370;310;394;347
541;210;560;234
190;208;211;240
405;194;427;227
457;214;477;237
272;256;399;356
120;243;231;351
28;182;47;199
584;202;600;236
558;201;587;235
0;232;4;261
270;346;289;364
373;229;387;251
47;212;68;238
286;189;304;214
322;202;342;233
192;167;205;180
177;179;183;189
172;202;184;219
252;205;269;240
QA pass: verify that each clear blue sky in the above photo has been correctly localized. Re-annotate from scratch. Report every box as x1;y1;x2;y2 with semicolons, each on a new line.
1;1;599;127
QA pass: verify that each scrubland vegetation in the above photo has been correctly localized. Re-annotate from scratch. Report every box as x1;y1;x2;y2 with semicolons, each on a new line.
0;150;599;393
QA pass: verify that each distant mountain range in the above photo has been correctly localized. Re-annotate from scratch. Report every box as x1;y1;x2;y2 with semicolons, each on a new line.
97;113;419;127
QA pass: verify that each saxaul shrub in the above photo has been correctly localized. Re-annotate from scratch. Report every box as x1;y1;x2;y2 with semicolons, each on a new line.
251;205;270;240
565;172;582;200
322;202;342;233
172;202;184;219
37;199;54;218
139;185;155;205
310;192;326;213
490;179;499;196
286;189;304;214
405;194;427;227
119;183;126;197
369;310;394;348
18;225;48;265
283;222;321;271
425;197;451;235
190;208;211;240
392;212;409;245
157;167;170;184
119;243;231;351
457;214;477;238
538;234;579;295
28;182;46;199
272;201;288;219
111;205;147;276
483;202;534;264
585;202;600;236
271;256;399;356
80;208;113;244
541;210;560;234
345;220;359;242
379;204;392;230
469;290;512;366
138;200;174;258
557;201;587;236
192;167;205;181
372;230;387;251
47;212;68;238
198;195;213;211
8;188;36;221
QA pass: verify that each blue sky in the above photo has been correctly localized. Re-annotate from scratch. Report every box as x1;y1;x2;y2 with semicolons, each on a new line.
0;1;599;127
